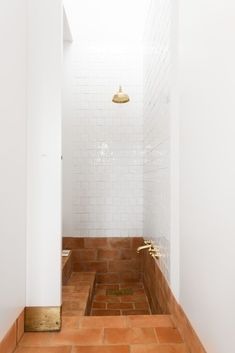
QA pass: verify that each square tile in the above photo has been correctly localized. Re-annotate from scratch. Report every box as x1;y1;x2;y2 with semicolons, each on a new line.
155;328;183;344
72;346;130;353
127;315;174;328
104;328;157;344
15;347;72;353
50;329;103;345
79;316;127;328
18;333;52;347
130;344;188;353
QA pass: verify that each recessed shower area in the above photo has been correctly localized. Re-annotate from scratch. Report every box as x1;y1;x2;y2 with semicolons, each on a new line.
62;0;175;318
62;237;152;316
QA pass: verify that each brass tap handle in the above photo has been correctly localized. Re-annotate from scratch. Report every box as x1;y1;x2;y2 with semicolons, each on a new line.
149;245;161;259
144;239;153;245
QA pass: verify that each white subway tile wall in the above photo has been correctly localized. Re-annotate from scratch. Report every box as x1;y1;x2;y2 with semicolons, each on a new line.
143;0;172;279
63;43;143;237
62;0;172;280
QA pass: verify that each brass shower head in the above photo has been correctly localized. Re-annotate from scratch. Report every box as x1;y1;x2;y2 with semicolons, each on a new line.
112;86;130;104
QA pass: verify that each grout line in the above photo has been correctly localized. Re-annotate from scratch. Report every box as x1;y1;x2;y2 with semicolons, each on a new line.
101;327;105;345
124;315;128;328
153;327;159;344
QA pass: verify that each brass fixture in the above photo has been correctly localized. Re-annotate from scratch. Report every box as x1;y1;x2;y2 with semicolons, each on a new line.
137;240;161;260
112;86;130;104
136;240;153;253
25;306;61;332
149;245;161;259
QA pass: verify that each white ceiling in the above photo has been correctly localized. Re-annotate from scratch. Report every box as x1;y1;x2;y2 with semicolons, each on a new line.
64;0;150;44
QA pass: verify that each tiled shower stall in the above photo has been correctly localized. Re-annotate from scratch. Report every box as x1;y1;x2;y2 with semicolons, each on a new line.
63;0;173;283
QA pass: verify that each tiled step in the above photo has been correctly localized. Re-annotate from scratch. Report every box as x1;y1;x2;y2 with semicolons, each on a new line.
62;315;175;329
67;272;96;285
62;251;73;285
62;272;96;316
16;315;189;353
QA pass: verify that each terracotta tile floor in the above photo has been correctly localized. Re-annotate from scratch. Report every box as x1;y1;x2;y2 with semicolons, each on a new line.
91;283;151;316
15;315;189;353
15;272;188;352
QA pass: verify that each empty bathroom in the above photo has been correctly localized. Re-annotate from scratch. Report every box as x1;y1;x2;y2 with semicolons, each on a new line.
62;0;160;317
1;1;235;353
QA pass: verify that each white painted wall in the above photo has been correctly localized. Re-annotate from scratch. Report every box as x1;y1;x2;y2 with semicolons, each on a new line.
26;0;63;306
143;0;177;286
63;8;73;43
62;0;145;237
178;1;235;352
0;0;27;340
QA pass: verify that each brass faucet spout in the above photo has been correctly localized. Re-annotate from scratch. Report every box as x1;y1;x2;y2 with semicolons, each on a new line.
136;244;152;253
136;239;162;259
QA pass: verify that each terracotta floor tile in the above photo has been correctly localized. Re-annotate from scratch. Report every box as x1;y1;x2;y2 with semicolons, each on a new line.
62;310;84;317
80;316;127;328
50;329;103;345
63;293;89;301
106;296;122;303
69;273;96;282
107;303;134;310
104;328;157;344
94;295;121;303
122;310;150;315
155;328;183;344
72;346;130;353
0;322;17;353
66;277;82;284
91;281;151;317
68;281;92;287
96;284;120;290
120;296;146;303
130;344;188;353
62;286;77;293
62;317;80;330
75;285;92;293
127;315;174;328
67;274;95;287
19;333;53;347
119;283;143;289
132;289;145;295
92;302;106;309
91;310;120;316
94;289;106;296
134;302;149;310
15;347;72;353
62;284;90;293
66;282;90;287
75;261;108;273
63;300;87;311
